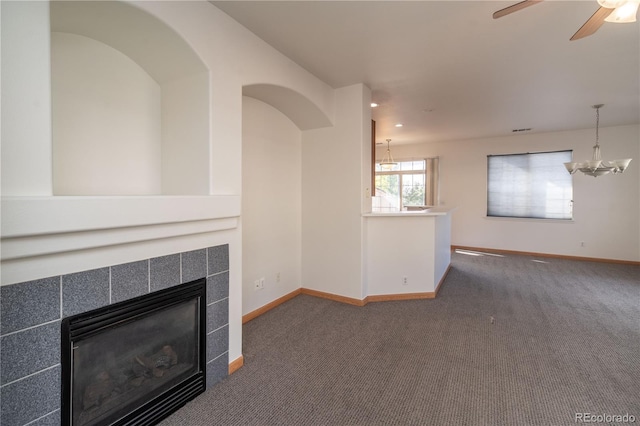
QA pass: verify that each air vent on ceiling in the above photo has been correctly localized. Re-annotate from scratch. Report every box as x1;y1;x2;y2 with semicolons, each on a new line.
512;128;532;133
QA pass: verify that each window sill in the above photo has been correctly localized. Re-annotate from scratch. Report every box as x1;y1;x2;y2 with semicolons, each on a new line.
484;215;574;223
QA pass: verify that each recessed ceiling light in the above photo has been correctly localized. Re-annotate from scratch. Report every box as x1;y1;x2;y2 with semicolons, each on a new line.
395;123;403;127
371;103;379;108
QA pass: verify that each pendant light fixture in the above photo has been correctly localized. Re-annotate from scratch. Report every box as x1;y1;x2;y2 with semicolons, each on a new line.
380;139;397;170
564;104;632;177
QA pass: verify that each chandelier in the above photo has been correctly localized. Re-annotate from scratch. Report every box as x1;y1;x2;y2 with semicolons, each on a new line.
564;104;632;177
380;139;397;170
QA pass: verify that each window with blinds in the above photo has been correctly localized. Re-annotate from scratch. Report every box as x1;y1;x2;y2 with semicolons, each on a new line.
487;150;573;220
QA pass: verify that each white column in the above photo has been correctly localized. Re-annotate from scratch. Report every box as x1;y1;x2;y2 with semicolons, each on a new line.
301;84;371;300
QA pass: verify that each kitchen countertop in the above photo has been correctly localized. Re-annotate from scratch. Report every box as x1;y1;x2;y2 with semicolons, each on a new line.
363;207;454;217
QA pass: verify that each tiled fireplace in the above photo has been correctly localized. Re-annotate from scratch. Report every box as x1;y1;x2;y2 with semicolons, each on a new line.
0;245;230;426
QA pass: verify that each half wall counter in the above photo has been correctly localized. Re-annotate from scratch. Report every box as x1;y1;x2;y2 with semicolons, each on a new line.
363;208;453;299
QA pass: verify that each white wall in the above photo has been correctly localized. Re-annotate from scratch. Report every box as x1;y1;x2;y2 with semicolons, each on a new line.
52;32;162;195
433;214;452;283
242;96;302;315
161;71;210;195
385;124;640;262
302;84;371;300
1;1;52;196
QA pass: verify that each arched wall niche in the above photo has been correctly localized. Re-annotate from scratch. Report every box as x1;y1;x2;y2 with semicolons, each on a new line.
243;84;333;131
50;1;210;195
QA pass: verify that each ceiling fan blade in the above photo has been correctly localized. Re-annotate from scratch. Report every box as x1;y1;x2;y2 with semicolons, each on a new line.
570;6;615;40
493;0;544;19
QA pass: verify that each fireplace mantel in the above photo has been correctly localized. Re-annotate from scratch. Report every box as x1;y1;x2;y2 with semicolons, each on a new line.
0;195;240;285
2;195;240;237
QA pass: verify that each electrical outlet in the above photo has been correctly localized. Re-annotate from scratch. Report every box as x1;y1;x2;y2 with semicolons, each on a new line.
402;276;408;285
276;272;281;283
580;241;585;247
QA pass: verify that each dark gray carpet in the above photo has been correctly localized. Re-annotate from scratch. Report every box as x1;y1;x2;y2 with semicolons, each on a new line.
161;251;640;425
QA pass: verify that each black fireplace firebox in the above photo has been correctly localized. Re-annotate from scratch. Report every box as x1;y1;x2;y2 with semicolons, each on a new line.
61;279;207;426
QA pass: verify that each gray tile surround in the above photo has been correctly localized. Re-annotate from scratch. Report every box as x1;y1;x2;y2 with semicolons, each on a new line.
208;271;230;303
0;277;60;335
207;299;230;333
207;325;229;361
62;267;110;317
0;245;230;426
111;260;149;303
150;254;181;291
0;367;60;426
1;322;60;384
182;249;207;283
206;352;229;389
28;410;61;426
208;244;230;275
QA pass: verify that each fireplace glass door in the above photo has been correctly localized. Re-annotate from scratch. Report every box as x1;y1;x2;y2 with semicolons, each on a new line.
62;279;206;426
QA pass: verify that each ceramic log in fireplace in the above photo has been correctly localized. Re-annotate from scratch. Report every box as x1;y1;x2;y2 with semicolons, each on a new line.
61;279;206;426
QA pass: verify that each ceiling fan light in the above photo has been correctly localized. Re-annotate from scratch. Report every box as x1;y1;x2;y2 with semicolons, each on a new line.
597;0;627;8
605;1;639;22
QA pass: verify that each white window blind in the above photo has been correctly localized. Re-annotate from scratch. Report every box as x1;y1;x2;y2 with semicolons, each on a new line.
487;151;573;219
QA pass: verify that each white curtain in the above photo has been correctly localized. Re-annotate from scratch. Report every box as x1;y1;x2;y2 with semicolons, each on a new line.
425;157;439;207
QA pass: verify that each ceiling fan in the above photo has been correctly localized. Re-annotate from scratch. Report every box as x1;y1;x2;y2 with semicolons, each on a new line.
493;0;640;40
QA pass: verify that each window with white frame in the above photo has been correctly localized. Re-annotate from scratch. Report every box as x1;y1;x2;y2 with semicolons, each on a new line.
487;150;573;220
374;158;439;212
